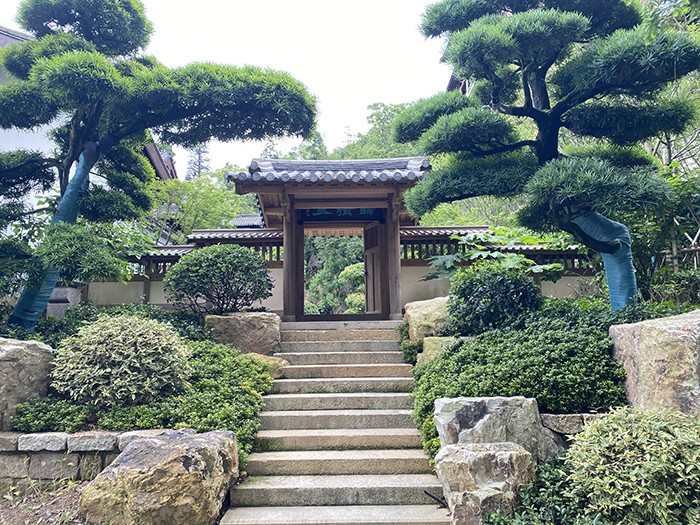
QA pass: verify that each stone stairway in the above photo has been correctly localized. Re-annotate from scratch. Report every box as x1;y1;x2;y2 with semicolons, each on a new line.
221;321;451;525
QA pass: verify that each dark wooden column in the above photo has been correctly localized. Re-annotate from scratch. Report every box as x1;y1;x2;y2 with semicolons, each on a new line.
386;192;402;320
282;193;297;321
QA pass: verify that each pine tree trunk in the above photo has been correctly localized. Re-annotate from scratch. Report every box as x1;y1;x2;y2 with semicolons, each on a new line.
8;145;99;329
572;213;637;310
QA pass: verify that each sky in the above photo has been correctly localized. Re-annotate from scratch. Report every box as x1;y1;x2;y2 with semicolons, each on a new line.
1;0;451;176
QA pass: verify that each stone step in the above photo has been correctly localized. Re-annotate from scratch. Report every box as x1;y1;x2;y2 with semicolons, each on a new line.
255;428;422;452
281;321;403;331
281;330;399;343
270;378;413;394
231;474;444;507
246;449;431;476
281;364;413;380
260;409;414;430
275;351;404;366
264;393;413;411
280;341;400;353
221;505;452;525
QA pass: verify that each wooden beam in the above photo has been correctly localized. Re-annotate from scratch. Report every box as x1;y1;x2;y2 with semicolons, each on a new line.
294;199;389;209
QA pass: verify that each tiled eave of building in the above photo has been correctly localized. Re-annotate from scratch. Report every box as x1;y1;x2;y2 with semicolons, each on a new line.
136;227;582;261
228;157;431;186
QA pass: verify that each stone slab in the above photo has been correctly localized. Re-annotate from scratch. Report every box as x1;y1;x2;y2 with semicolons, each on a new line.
0;454;29;478
255;428;422;452
221;505;451;524
28;453;79;480
18;432;68;452
78;454;103;481
0;432;21;452
117;428;193;451
68;431;119;452
540;414;584;435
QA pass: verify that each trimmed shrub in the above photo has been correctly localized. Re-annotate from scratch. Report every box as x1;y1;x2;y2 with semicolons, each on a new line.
14;339;272;464
51;315;190;407
163;244;272;314
446;262;543;336
484;461;591;525
413;319;627;457
567;407;700;525
12;395;93;433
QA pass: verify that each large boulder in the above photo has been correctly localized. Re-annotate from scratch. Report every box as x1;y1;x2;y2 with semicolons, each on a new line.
80;429;238;525
404;296;449;342
434;397;565;463
0;338;53;431
610;309;700;414
205;312;281;355
435;443;535;525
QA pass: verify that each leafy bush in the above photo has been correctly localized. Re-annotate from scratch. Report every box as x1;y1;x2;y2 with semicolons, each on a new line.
484;461;592;525
650;269;700;305
413;319;627;457
397;321;422;365
13;340;271;463
12;395;93;433
164;243;273;314
0;302;210;348
446;262;543;336
567;407;700;525
51;315;190;407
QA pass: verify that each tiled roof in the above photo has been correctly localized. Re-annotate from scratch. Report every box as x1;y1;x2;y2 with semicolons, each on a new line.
144;245;195;257
188;229;283;242
229;157;430;185
230;214;264;228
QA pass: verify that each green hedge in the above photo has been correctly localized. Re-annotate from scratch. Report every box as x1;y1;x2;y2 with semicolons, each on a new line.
413;317;627;457
13;339;271;462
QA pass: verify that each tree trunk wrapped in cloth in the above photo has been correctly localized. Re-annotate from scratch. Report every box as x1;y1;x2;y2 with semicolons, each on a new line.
394;0;700;309
0;0;316;329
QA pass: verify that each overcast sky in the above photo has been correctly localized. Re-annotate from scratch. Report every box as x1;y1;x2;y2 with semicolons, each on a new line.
2;0;450;175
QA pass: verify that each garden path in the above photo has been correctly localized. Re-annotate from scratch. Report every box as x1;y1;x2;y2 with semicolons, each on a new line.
221;321;450;525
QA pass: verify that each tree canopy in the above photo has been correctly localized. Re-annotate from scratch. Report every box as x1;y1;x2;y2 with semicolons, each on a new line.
1;0;316;327
396;0;700;308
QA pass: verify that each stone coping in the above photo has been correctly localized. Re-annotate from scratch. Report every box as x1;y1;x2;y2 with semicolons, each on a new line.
0;429;179;453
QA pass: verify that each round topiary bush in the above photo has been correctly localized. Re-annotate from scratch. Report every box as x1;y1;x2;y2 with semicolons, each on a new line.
447;261;543;336
163;244;273;314
567;407;700;525
51;315;190;407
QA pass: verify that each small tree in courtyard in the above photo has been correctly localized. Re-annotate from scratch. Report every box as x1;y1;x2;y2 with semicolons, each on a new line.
163;244;273;315
1;0;315;328
395;0;700;310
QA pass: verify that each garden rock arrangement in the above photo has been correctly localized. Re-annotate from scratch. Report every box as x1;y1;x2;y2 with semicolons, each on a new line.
206;312;281;355
0;338;53;431
80;429;238;525
435;443;535;525
611;309;700;414
434;397;565;464
404;297;449;341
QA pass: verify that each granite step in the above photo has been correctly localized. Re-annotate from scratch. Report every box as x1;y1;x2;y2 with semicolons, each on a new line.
260;409;414;430
220;505;451;524
281;364;413;380
281;321;402;331
275;351;404;366
279;341;400;353
281;330;399;343
263;393;413;411
270;378;413;394
231;474;444;507
255;428;422;452
246;449;431;476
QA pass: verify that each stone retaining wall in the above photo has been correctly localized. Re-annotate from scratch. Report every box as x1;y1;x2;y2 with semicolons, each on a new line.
0;429;172;490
